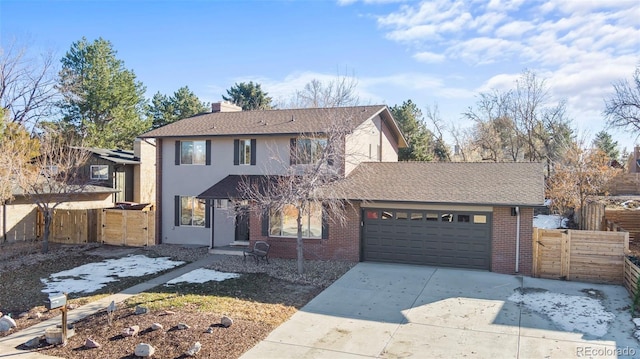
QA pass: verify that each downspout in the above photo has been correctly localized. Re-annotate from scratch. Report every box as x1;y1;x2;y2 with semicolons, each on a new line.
515;206;521;273
2;200;6;243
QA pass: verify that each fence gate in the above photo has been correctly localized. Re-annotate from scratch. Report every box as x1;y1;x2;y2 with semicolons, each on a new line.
100;209;155;247
532;228;629;284
50;209;88;244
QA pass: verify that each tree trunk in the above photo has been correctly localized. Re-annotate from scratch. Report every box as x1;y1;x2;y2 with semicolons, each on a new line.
296;211;304;275
42;210;51;254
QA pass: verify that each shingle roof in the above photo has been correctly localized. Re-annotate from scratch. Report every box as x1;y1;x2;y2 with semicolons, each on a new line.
84;148;139;165
331;162;545;206
140;106;406;147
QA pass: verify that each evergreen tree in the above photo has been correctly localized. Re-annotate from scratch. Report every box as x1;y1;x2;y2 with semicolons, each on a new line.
222;81;273;111
57;37;149;149
149;86;208;129
390;100;435;161
593;131;620;161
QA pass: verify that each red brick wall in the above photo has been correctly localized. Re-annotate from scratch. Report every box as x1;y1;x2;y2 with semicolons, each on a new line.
249;203;361;262
492;206;533;275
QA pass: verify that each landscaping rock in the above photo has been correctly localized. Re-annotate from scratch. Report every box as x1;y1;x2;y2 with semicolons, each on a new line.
221;316;233;328
122;325;140;337
29;312;43;319
24;336;42;348
18;312;28;319
135;305;149;315
177;323;190;330
0;315;17;328
205;327;214;334
635;330;640;341
185;341;202;356
151;323;163;331
84;338;101;348
633;318;640;327
162;310;176;315
134;343;155;357
0;321;11;333
67;303;79;310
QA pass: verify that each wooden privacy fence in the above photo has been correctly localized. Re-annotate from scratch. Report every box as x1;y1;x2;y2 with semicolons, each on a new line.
100;209;155;247
532;228;629;284
605;209;640;243
623;257;640;298
48;209;155;247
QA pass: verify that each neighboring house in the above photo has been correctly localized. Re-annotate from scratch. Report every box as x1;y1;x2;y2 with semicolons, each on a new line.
80;140;156;205
1;140;157;243
141;102;544;275
609;146;640;195
1;184;117;242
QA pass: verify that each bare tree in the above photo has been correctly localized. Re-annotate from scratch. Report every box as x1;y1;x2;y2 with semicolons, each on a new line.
18;131;92;253
0;40;59;127
424;104;451;161
0;117;40;208
546;140;621;229
604;65;640;136
283;72;360;109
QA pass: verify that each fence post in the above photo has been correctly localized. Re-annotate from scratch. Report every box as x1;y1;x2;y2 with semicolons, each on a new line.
560;230;571;280
532;228;539;277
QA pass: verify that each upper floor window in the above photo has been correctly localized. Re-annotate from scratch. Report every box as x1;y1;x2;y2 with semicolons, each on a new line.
234;139;256;166
90;165;109;180
291;138;327;165
181;141;206;165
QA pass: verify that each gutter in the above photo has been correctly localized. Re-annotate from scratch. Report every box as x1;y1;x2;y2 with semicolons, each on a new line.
515;206;520;273
2;200;6;242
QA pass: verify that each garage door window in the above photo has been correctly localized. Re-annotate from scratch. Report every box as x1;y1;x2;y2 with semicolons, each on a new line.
396;212;408;220
366;210;378;219
382;211;393;220
474;215;487;224
442;213;454;222
411;213;423;221
458;215;470;223
426;213;438;221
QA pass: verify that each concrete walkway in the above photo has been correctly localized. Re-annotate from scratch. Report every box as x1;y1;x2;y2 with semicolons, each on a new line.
241;262;639;359
0;254;222;358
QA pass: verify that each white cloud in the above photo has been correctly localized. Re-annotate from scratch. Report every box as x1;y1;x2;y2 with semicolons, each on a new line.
413;51;446;63
494;20;535;38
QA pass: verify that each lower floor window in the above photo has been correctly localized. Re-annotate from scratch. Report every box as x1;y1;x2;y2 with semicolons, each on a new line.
269;203;322;238
181;196;206;227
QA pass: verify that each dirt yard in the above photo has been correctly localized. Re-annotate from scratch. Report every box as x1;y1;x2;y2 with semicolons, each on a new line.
0;240;355;358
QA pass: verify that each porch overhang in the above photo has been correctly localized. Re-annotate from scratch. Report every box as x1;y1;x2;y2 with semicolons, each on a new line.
197;175;282;200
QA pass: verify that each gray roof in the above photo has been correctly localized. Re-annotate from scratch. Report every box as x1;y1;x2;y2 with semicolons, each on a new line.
139;105;407;147
83;148;139;165
331;162;545;207
198;175;281;199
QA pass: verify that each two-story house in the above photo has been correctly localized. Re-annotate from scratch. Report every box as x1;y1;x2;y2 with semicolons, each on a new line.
141;102;544;275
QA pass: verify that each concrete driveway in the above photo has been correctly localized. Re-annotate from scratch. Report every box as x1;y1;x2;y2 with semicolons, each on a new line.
241;262;639;358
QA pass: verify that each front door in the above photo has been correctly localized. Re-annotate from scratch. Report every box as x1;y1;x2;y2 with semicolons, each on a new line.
235;205;250;242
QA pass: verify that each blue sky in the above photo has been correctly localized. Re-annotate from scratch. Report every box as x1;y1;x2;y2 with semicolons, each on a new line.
2;0;639;151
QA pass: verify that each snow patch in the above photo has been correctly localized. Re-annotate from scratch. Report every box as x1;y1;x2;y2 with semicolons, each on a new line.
41;255;185;294
165;268;240;285
509;290;615;337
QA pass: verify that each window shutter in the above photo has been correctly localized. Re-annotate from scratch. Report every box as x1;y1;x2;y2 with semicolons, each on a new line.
174;196;180;226
205;140;212;165
290;138;296;165
321;206;329;239
261;209;269;236
205;200;211;228
175;141;181;165
233;139;240;165
250;139;257;166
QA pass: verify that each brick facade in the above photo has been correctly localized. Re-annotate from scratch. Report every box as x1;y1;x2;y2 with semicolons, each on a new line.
249;203;361;262
250;202;534;275
491;206;533;275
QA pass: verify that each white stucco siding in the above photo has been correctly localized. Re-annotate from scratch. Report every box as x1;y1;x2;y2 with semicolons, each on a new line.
344;116;380;175
161;137;292;247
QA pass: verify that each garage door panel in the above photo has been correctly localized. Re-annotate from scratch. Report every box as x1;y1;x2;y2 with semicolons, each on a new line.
363;209;491;270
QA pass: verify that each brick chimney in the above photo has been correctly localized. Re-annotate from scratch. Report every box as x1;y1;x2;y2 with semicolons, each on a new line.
211;101;242;113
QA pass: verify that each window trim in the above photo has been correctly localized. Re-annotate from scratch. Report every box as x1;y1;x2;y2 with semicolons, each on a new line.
90;165;109;180
268;203;323;239
175;195;209;228
291;137;328;165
